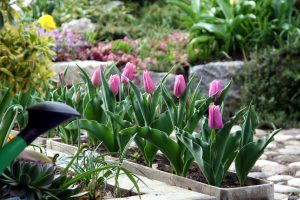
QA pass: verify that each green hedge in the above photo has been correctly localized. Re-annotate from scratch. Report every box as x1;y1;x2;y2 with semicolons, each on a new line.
240;42;300;128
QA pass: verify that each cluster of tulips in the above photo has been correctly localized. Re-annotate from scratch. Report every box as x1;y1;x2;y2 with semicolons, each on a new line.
64;62;280;187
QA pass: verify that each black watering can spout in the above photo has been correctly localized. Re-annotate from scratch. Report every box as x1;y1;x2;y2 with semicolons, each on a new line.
19;101;80;144
0;101;80;174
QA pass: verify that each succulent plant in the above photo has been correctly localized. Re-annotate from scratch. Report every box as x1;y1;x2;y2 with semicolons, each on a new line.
0;160;82;200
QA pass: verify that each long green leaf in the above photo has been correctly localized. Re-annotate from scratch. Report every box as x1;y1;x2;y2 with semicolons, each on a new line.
235;129;281;185
66;119;116;152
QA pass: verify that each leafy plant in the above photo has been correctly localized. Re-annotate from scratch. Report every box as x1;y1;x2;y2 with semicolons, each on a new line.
240;42;300;128
0;160;82;199
235;106;280;185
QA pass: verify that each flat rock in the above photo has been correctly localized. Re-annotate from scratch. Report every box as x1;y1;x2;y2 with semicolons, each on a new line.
274;184;300;194
52;60;111;84
289;162;300;170
248;172;271;179
274;193;289;200
267;175;294;182
261;164;288;175
189;61;244;102
288;178;300;188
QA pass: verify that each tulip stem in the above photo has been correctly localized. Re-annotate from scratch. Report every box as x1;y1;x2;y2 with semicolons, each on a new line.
210;129;215;163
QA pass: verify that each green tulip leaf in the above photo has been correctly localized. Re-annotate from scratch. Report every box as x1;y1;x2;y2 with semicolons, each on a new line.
235;129;281;185
66;119;116;152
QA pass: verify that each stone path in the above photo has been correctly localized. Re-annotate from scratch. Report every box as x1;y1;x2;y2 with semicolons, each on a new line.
231;129;300;200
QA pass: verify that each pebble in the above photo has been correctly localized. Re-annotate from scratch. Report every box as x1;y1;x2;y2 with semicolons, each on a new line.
256;129;268;137
274;184;300;194
288;178;300;188
296;171;300;177
261;164;288;175
286;140;300;146
275;155;300;164
255;160;280;169
289;162;300;170
268;175;294;182
274;193;288;200
278;148;300;155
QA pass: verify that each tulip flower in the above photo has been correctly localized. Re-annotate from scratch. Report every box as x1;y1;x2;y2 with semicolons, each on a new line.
109;74;120;95
173;75;186;98
208;105;223;129
143;70;156;94
121;62;135;83
91;68;101;87
208;80;221;101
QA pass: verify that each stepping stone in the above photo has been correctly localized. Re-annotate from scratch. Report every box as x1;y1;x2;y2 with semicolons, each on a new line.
274;184;300;194
274;193;288;200
288;178;300;188
289;162;300;170
268;175;294;182
261;164;288;175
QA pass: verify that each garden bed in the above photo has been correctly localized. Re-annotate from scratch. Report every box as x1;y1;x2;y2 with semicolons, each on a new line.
45;139;274;200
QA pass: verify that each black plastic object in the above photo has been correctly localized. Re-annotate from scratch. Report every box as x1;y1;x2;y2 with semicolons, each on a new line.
19;101;80;144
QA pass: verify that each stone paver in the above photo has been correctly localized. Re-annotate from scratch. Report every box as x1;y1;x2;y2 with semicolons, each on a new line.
254;129;300;199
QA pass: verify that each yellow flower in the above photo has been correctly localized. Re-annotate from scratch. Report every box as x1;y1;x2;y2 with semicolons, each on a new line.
38;15;56;31
230;0;239;5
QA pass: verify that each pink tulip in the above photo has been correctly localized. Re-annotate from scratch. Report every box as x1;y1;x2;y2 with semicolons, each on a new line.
91;68;101;87
108;74;119;95
143;70;156;94
208;105;223;129
121;62;135;83
173;75;186;98
208;80;221;101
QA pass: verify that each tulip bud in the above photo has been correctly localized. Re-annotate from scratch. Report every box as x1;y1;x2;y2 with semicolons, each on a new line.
91;68;101;87
208;105;223;129
108;74;120;95
121;62;135;83
208;80;221;101
173;75;186;98
143;70;156;94
57;71;65;87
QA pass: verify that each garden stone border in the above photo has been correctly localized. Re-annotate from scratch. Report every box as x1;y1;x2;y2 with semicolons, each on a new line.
45;139;273;200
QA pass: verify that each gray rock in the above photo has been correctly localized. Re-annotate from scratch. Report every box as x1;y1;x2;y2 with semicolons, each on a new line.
62;18;96;34
267;175;294;182
189;61;244;101
288;178;300;188
274;184;300;194
52;60;111;84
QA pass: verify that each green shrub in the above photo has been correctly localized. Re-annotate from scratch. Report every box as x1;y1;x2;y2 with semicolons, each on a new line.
240;42;300;128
